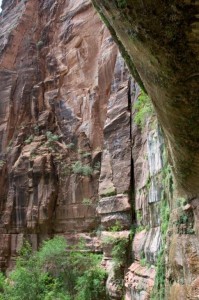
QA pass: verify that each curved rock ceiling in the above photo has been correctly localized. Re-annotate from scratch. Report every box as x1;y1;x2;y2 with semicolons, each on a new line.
91;0;199;198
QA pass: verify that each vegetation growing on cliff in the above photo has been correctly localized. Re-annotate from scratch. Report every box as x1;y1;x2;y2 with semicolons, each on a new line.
151;164;171;300
134;90;154;128
0;237;108;300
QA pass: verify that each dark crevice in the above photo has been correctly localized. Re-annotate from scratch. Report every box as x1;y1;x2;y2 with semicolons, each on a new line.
128;77;136;223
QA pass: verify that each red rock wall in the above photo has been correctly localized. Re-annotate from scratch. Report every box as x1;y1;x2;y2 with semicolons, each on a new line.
0;0;121;270
0;2;185;300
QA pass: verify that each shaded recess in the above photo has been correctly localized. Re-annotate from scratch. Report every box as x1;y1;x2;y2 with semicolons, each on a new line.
91;0;199;197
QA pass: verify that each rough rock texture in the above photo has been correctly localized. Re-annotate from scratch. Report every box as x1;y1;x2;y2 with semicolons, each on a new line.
0;0;121;270
124;108;165;299
0;0;198;299
0;0;164;297
90;1;199;299
91;0;199;197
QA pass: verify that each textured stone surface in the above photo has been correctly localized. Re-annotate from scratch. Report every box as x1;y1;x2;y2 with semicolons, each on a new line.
125;262;156;300
0;0;127;270
1;1;198;299
90;3;199;297
91;0;199;197
97;195;131;215
166;221;199;299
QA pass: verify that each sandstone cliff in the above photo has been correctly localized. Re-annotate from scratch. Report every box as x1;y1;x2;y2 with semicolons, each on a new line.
0;0;198;299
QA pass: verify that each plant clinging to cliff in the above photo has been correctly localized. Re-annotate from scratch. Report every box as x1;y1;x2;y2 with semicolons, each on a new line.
116;0;127;9
134;90;154;128
72;161;93;176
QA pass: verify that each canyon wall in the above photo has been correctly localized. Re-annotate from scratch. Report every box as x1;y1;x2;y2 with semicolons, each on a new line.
0;0;198;299
0;0;119;269
90;1;199;299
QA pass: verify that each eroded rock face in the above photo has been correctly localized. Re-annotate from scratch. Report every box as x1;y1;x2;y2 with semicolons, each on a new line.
0;0;121;270
91;0;199;198
0;0;163;296
1;1;198;299
91;1;199;299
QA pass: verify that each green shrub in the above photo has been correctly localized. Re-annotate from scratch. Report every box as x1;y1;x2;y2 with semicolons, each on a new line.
82;198;92;206
46;131;59;143
134;90;154;128
0;237;107;300
24;135;34;144
81;152;91;158
116;0;127;9
109;221;123;232
100;187;116;197
72;161;93;176
75;268;107;300
111;238;128;268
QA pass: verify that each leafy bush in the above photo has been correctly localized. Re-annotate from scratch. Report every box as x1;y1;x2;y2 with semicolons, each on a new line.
103;236;128;268
46;131;59;143
75;268;107;300
109;221;123;232
82;198;92;206
24;134;34;144
81;152;91;158
134;90;154;128
0;237;108;300
116;0;127;9
111;238;128;268
72;161;93;176
100;187;116;197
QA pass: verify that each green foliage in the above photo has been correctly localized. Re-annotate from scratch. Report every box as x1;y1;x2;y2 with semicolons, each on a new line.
46;131;59;143
136;210;142;222
135;225;146;233
134;90;154;128
151;248;165;300
0;273;5;293
81;152;91;158
161;164;174;197
100;187;116;197
151;196;170;299
111;238;128;268
0;237;108;300
37;236;66;267
24;134;34;144
75;268;107;300
176;197;187;207
102;235;128;264
160;197;170;238
176;212;188;225
82;198;92;206
109;221;123;232
72;161;93;176
140;257;147;267
116;0;127;9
